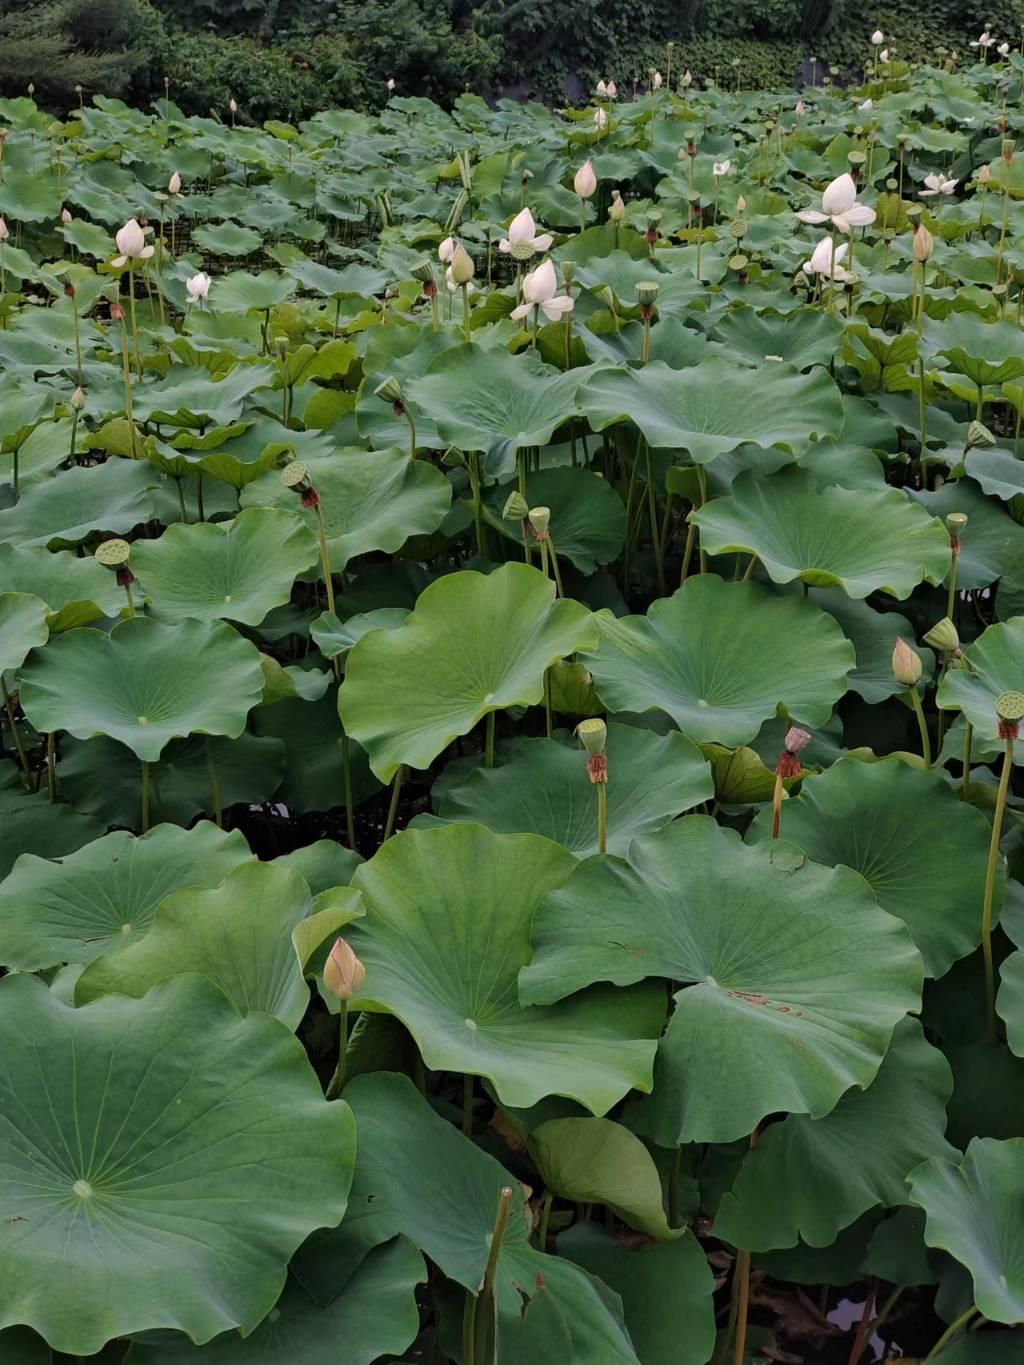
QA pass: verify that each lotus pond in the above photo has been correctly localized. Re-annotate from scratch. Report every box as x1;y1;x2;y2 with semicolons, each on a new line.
2;51;1024;1365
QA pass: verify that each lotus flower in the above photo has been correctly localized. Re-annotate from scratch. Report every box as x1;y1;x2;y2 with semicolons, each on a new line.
438;236;456;264
596;79;608;97
168;170;181;195
324;938;366;1001
681;69;693;87
186;271;211;303
606;80;617;98
111;218;154;267
713;159;731;176
871;29;884;44
858;98;873;111
970;30;994;49
795;99;806;116
387;77;396;91
998;41;1010;56
0;217;8;242
498;207;553;258
228;97;237;113
594;108;608;130
879;48;890;61
920;172;958;196
445;266;476;294
60;207;72;224
797;172;876;231
651;70;663;89
449;241;475;285
801;237;854;282
574;160;597;199
510;259;574;323
892;638;922;686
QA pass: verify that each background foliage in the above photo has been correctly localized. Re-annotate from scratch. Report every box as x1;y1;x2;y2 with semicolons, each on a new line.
0;0;1017;123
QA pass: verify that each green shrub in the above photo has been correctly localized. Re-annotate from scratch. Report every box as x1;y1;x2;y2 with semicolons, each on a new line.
0;0;162;101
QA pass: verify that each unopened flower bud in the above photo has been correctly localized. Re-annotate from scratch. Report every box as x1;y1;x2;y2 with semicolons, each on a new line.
913;223;934;262
503;491;529;521
736;194;747;213
168;171;182;195
1002;138;1015;164
274;335;288;360
375;376;404;406
229;97;238;113
60;207;72;224
924;618;960;654
324;938;366;1001
979;164;992;184
528;505;551;539
70;386;85;410
608;191;626;223
449;242;475;285
892;638;923;687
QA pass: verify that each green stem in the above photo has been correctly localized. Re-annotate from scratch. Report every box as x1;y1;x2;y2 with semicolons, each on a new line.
127;261;142;379
1;678;31;788
206;735;222;827
324;1002;349;1100
909;688;932;767
46;731;57;803
982;735;1013;1042
175;477;188;524
340;733;357;850
597;782;607;854
473;1187;512;1365
462;1072;474;1135
314;503;336;617
925;1307;978;1359
947;551;959;622
643;439;666;596
547;533;566;598
461;282;472;343
462;1293;478;1365
961;722;973;800
537;1190;553;1250
123;582;135;619
485;712;495;768
405;409;417;461
696;466;709;574
668;1146;682;1227
383;764;405;841
140;759;151;833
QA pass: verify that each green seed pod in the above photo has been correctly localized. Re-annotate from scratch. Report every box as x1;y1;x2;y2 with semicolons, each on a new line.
95;538;131;569
923;617;960;653
374;376;404;405
502;491;529;521
577;717;607;755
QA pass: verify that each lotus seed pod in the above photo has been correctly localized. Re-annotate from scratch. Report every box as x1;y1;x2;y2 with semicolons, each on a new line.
924;618;960;654
967;420;996;450
784;726;812;754
95;539;131;569
280;460;309;490
323;938;366;1002
946;512;968;536
529;506;551;537
374;376;404;405
892;638;923;687
997;691;1024;740
502;491;529;521
635;280;660;307
577;717;607;755
409;258;434;284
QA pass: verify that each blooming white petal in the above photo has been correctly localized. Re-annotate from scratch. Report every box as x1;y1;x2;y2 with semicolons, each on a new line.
508;207;537;243
651;71;663;89
0;217;8;242
821;173;858;216
114;218;153;262
921;172;958;196
523;259;557;304
796;208;829;224
186;270;211;301
713;159;731;176
438;236;455;264
803;237;852;279
879;48;890;61
858;98;873;111
998;41;1010;55
795;99;805;115
387;77;396;91
834;202;877;230
540;296;574;321
574;160;597;199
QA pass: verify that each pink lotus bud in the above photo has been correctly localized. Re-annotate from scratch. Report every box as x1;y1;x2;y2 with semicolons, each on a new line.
574;159;597;200
324;938;366;1001
892;638;923;686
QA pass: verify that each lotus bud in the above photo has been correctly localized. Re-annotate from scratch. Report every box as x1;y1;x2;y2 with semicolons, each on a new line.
375;376;404;407
979;164;992;184
561;261;576;288
70;385;86;410
595;284;617;311
387;77;396;93
736;194;747;213
892;638;923;687
60;207;72;224
274;335;288;360
0;217;9;243
608;191;626;224
528;506;551;539
449;241;475;285
27;84;34;96
168;170;182;195
574;159;598;200
997;691;1024;741
636;280;660;308
607;81;617;98
577;717;608;783
912;222;934;263
871;29;884;44
924;617;960;654
503;491;529;521
681;69;693;87
228;97;237;113
966;420;996;450
324;938;366;1001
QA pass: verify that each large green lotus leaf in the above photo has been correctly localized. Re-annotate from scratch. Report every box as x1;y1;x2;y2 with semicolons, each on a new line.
241;447;450;572
714;1018;956;1252
529;1117;681;1239
406;344;584;480
132;364;277;428
343;1072;640;1362
909;1138;1024;1324
0;973;354;1355
286;256;390;297
0;821;252;970
582;576;854;747
938;618;1024;759
128;1238;426;1365
923;314;1024;386
191;222;264;257
911;480;1024;591
810;589;933;704
309;608;409;661
0;545;123;632
75;862;359;1028
20;618;265;762
483;466;626;573
211;270;295;314
348;824;662;1111
273;839;362;895
747;759;996;978
0;790;105;881
709;305;843;371
577;358;844;463
0;459;158;550
693;468;950;599
0;593;48;673
521;817;922;1144
559;1222;716;1365
339;564;598;783
420;726;712;856
131;509;319;626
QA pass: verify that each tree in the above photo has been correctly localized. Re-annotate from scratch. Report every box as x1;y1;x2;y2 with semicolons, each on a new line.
0;0;162;102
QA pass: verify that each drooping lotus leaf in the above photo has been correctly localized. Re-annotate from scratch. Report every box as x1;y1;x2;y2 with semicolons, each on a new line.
309;608;410;661
127;1237;426;1365
0;973;354;1355
339;564;598;782
348;824;663;1111
559;1221;717;1365
923;314;1024;387
211;270;295;314
529;1117;681;1239
520;817;922;1143
810;589;934;704
582;576;855;747
747;759;997;978
577;358;844;463
0;459;158;549
343;1072;640;1362
709;305;843;371
692;468;950;599
75;862;360;1028
0;821;252;970
937;617;1024;757
483;467;627;573
909;1138;1024;1324
273;838;362;895
0;544;124;632
0;592;48;672
406;344;584;480
191;221;264;256
19;618;266;762
130;509;319;626
714;1018;956;1252
241;446;451;572
419;726;712;856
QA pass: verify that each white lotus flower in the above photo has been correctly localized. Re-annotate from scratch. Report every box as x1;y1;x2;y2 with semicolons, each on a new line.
970;30;994;48
510;259;574;322
229;97;237;113
920;172;959;196
879;48;890;61
594;107;608;130
0;217;8;242
168;170;181;195
387;77;396;91
797;172;876;231
111;218;154;267
681;70;693;87
596;79;608;97
186;271;211;302
438;236;456;264
498;207;553;256
998;41;1010;56
795;99;806;116
444;266;477;294
801;237;854;282
60;208;72;224
871;29;884;44
713;159;731;176
606;80;617;98
858;98;873;110
574;159;597;199
651;70;663;89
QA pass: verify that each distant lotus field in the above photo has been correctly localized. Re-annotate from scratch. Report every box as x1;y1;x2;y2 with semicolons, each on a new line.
2;45;1024;1364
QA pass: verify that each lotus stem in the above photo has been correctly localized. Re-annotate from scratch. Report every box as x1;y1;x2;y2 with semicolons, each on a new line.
668;1146;682;1226
196;472;206;521
383;764;404;841
485;712;495;768
45;731;57;801
597;783;607;853
463;1072;474;1135
696;466;709;574
680;516;697;585
961;722;973;799
140;759;151;833
340;733;357;849
1;679;31;788
909;688;932;767
127;261;143;379
473;1187;513;1365
461;282;472;343
324;1002;349;1100
123;581;135;619
205;736;222;827
918;359;928;452
924;1306;978;1359
730;1128;759;1365
643;439;666;596
547;534;565;598
982;732;1013;1042
544;668;553;738
313;504;336;617
404;407;417;461
771;772;785;838
154;212;166;326
537;1189;553;1249
468;452;486;557
946;549;959;622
